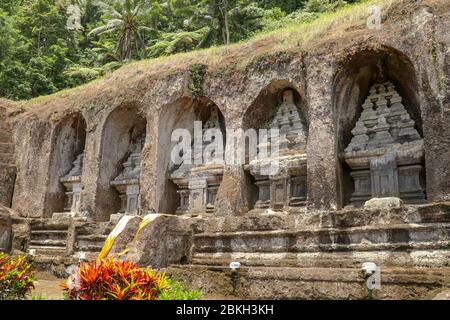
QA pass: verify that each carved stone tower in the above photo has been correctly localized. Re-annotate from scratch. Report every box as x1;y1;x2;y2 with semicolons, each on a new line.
246;90;308;211
343;82;425;206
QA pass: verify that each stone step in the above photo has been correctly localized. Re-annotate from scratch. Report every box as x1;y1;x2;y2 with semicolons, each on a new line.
30;229;68;239
73;251;101;261
0;152;14;163
0;162;15;168
0;129;12;142
28;246;67;255
166;264;450;300
193;223;450;254
76;234;108;241
0;142;13;154
198;203;450;235
75;234;107;252
191;248;450;269
29;239;67;247
0;122;11;133
29;219;71;231
75;244;104;252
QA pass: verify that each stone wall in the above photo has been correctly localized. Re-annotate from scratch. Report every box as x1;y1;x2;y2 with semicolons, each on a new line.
0;206;12;253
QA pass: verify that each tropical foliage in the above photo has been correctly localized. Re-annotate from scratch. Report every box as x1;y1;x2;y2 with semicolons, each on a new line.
61;257;201;300
0;252;36;300
0;0;361;100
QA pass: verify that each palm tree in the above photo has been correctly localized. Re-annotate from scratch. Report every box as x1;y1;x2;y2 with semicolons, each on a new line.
89;0;153;61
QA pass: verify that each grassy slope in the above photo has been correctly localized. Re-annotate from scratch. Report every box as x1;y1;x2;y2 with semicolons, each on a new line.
12;0;408;111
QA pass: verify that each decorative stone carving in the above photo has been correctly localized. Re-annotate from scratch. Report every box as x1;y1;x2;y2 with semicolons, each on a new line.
60;154;83;213
246;90;308;211
170;106;225;214
343;82;425;206
111;137;143;214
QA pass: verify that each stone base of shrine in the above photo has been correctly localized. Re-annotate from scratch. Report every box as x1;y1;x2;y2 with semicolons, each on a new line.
166;265;450;300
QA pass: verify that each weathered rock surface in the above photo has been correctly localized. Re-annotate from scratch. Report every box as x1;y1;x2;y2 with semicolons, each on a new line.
0;205;12;252
107;215;141;256
432;289;450;300
364;197;404;210
120;214;193;269
167;265;450;300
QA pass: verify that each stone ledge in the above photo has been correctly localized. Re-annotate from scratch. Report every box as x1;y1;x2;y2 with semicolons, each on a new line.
192;249;450;268
167;265;450;299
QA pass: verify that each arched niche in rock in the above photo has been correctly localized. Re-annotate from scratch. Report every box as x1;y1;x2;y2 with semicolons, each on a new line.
242;80;309;211
44;113;87;217
157;96;226;215
333;47;426;208
96;106;147;221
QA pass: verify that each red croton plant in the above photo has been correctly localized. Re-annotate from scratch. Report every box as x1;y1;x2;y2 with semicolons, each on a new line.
0;252;35;300
61;258;170;300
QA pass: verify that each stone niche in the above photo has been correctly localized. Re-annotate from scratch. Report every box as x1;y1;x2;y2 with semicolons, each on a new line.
343;82;425;206
45;113;86;217
59;154;83;213
169;102;226;215
97;107;146;221
245;89;308;211
110;137;143;214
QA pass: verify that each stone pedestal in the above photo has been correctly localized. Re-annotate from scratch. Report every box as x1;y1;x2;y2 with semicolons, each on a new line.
289;175;307;206
60;178;81;212
188;178;207;214
370;154;399;198
60;154;83;214
171;164;224;214
248;154;307;211
349;170;371;204
398;165;425;203
111;180;140;214
111;138;142;215
254;178;270;209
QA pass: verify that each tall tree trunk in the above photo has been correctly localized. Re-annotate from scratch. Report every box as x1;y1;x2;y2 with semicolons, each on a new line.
223;0;230;44
121;25;132;61
217;0;230;45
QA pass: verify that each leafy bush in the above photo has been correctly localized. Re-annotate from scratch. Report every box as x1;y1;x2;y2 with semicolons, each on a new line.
0;252;35;300
61;258;201;300
304;0;348;13
157;279;202;300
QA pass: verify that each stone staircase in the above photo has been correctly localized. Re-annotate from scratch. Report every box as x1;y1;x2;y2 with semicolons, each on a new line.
28;218;71;257
0;106;16;207
22;213;119;271
166;202;450;299
73;221;113;260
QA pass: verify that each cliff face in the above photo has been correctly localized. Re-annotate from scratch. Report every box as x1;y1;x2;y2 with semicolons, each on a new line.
0;0;448;219
0;0;449;299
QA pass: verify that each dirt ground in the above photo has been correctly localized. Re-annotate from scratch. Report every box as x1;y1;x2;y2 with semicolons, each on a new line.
29;272;65;300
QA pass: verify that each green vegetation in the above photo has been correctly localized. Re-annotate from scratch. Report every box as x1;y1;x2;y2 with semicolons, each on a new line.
61;258;201;300
188;63;207;96
0;252;36;300
0;0;366;101
157;279;203;300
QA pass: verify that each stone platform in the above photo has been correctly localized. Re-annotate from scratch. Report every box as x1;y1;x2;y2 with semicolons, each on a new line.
165;202;450;299
167;265;450;300
5;202;450;298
